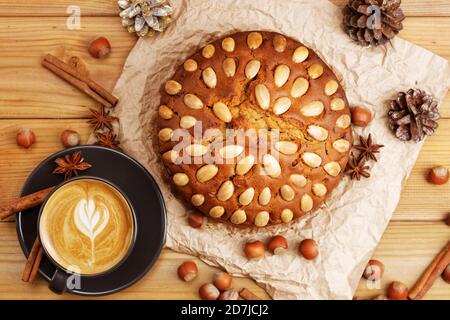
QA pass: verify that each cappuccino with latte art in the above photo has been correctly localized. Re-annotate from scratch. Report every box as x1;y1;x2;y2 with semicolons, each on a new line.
39;178;135;275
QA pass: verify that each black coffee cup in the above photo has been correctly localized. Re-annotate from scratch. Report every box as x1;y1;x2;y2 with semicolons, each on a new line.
37;176;138;294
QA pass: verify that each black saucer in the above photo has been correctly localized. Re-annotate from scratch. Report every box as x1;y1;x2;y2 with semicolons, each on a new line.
16;146;166;296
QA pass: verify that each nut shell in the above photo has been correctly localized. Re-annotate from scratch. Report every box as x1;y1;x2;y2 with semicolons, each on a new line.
351;107;372;127
199;283;220;300
267;235;288;254
428;166;449;185
16;128;36;149
299;239;318;260
177;261;198;282
244;240;265;259
60;130;80;148
188;212;205;228
218;290;240;300
363;259;385;281
442;265;450;283
213;272;233;291
387;281;408;300
88;37;111;59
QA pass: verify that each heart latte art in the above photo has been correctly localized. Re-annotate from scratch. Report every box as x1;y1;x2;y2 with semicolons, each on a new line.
39;179;134;275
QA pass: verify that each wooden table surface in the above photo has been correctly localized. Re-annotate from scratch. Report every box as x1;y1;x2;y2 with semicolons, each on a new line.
0;0;449;300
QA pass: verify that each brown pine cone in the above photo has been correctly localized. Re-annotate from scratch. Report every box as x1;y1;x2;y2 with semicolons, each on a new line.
388;89;440;142
342;0;405;46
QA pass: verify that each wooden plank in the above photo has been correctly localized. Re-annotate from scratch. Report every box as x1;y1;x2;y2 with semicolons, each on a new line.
332;0;450;17
0;17;135;119
0;17;448;119
0;221;447;299
402;17;450;63
0;0;118;17
355;222;450;300
0;0;449;17
0;222;269;300
396;122;450;221
0;120;92;204
0;119;449;221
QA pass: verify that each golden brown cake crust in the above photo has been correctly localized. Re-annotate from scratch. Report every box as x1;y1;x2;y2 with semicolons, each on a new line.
157;31;353;228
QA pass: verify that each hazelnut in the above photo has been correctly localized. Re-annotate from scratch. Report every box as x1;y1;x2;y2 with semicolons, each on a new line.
213;272;233;291
60;130;81;148
198;283;220;300
267;235;288;255
428;166;449;185
16;128;36;149
442;264;450;284
88;37;111;59
351;107;372;127
363;259;385;281
386;281;409;300
177;261;198;282
218;290;240;300
299;239;318;260
188;212;204;229
244;240;265;259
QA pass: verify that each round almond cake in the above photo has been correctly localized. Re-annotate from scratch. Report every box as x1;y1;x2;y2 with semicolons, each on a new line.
157;31;353;227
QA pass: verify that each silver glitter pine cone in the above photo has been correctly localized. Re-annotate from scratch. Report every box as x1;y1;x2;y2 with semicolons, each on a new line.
118;0;173;37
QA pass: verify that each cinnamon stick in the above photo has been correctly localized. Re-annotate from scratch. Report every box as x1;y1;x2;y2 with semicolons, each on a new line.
28;246;44;283
22;238;43;283
408;241;450;300
42;60;112;108
42;54;118;107
239;288;262;300
0;187;54;221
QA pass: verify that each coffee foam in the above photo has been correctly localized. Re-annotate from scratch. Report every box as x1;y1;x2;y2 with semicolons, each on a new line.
39;179;134;275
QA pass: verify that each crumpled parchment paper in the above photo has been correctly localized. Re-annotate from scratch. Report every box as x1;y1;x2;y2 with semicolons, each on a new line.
111;0;450;299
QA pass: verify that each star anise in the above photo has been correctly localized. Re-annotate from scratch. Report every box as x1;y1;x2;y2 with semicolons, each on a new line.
87;106;118;132
354;134;384;162
96;131;120;149
52;151;92;180
345;154;370;181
